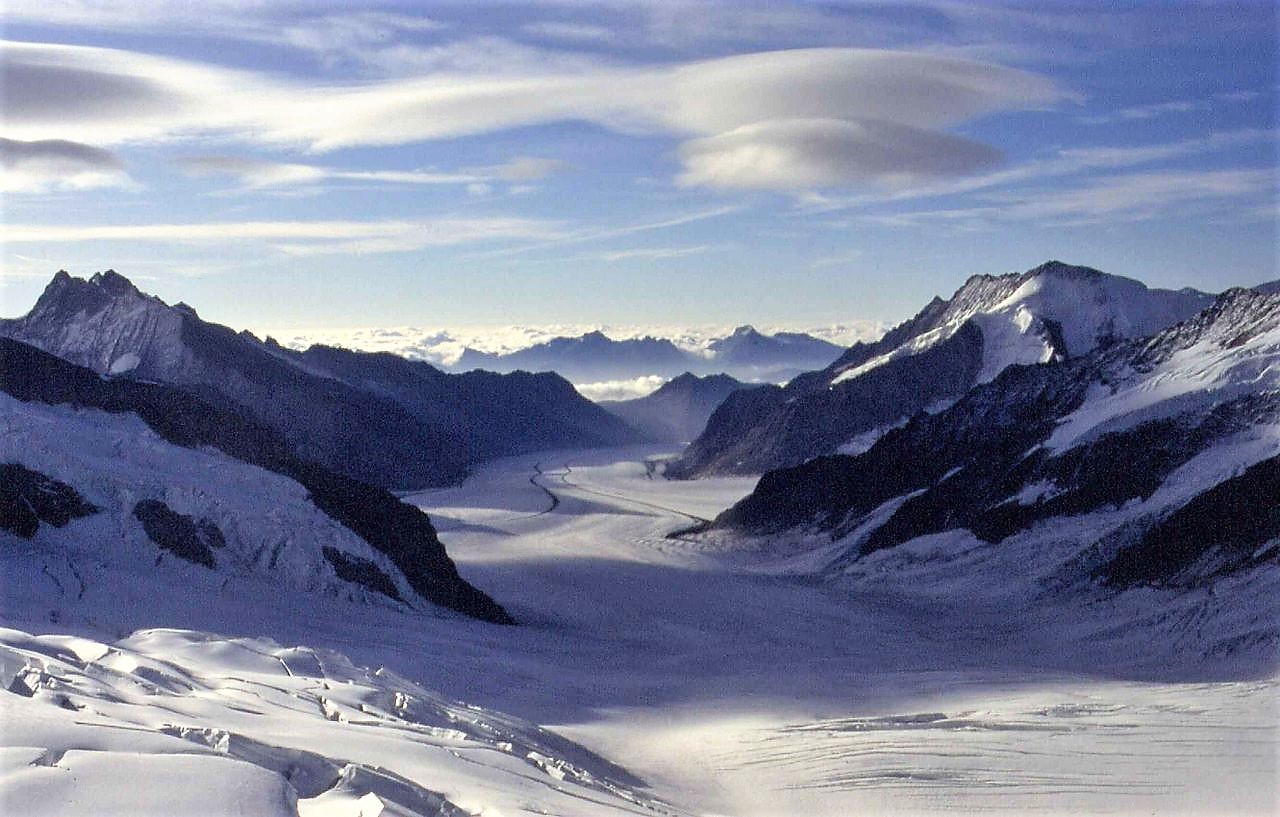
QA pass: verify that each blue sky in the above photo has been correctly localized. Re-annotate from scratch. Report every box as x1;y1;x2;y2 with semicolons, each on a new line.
2;1;1276;334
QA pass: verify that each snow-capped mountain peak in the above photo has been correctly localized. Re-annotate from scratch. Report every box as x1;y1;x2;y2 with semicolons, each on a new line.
831;261;1212;386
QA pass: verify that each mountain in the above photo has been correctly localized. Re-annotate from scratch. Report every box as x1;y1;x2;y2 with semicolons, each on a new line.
454;331;691;383
450;326;843;385
290;343;645;459
707;286;1280;591
1;271;640;489
0;336;513;624
600;372;749;443
668;261;1214;478
705;325;844;377
1254;279;1280;296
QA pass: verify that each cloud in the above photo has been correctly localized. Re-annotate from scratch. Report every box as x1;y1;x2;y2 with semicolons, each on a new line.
468;205;743;259
0;137;132;193
175;154;569;192
860;168;1275;228
175;156;499;190
357;36;611;77
589;245;714;262
678;118;1002;190
1077;90;1262;126
3;40;1070;191
2;217;565;255
280;11;446;59
797;128;1274;212
484;156;571;181
522;22;616;44
989;169;1276;225
573;375;668;402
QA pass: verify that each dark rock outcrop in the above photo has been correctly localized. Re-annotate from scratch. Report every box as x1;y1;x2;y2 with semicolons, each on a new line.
0;463;98;538
1101;455;1280;588
133;499;223;568
322;546;404;602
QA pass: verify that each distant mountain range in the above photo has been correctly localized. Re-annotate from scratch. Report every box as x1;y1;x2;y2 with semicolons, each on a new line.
705;284;1280;592
1;271;640;490
600;373;750;443
451;325;845;385
667;261;1216;478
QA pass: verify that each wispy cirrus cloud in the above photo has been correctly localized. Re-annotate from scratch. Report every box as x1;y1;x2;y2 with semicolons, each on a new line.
1078;89;1266;126
469;205;744;259
521;22;616;45
175;155;568;191
1;217;566;256
587;245;716;263
859;168;1276;228
797;128;1275;212
1;206;743;259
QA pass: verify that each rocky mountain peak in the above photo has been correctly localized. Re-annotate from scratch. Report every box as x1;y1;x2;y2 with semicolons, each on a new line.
88;269;141;297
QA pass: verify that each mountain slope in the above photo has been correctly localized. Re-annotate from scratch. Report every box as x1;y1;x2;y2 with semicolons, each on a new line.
669;261;1213;478
708;287;1280;592
293;343;643;459
600;372;749;442
0;337;513;624
1;271;639;489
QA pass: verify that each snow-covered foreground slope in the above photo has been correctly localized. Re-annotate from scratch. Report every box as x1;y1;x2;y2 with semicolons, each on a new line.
4;447;1276;815
0;627;669;817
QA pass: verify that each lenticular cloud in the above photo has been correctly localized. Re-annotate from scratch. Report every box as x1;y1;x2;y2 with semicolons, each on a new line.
1;40;1069;191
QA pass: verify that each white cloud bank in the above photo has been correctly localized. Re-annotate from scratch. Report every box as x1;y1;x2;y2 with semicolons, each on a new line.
1;40;1070;192
573;376;669;402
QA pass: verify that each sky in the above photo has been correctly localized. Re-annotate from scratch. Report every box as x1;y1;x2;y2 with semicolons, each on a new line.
2;1;1277;336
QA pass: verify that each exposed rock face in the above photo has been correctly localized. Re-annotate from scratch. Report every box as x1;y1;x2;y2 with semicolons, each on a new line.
0;463;98;538
322;546;404;602
133;499;224;569
670;262;1213;478
710;287;1280;589
1100;455;1280;588
601;372;748;442
1;271;640;490
0;337;514;624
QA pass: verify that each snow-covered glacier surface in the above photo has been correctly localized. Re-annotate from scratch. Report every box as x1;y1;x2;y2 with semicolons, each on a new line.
3;447;1276;815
